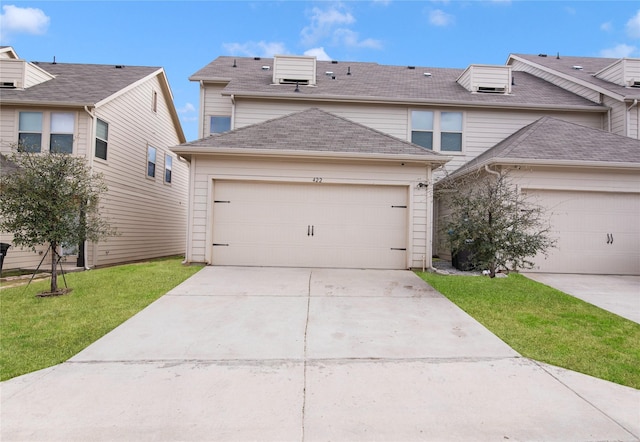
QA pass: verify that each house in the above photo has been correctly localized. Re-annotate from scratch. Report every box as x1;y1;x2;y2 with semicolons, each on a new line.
175;53;639;274
0;46;188;271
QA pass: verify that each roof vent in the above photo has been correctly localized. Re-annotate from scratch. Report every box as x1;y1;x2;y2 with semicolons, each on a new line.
630;81;640;89
325;71;333;76
424;72;432;77
254;57;261;61
477;86;506;94
407;66;415;70
538;53;547;57
572;65;583;70
347;67;351;76
261;65;270;71
0;81;16;89
331;60;338;64
115;65;124;69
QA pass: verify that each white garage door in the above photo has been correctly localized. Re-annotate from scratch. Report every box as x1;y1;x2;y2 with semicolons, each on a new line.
524;190;640;275
211;181;408;269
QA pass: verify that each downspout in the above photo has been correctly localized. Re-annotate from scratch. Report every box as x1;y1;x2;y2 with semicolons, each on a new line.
230;94;236;130
83;106;96;270
484;164;501;177
627;99;638;139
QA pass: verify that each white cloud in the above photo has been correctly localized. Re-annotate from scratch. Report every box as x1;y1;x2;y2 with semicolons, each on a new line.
429;9;454;27
332;28;382;49
304;47;332;61
301;5;355;46
0;5;49;41
223;41;288;58
626;9;640;39
599;44;637;58
600;21;612;32
177;103;195;114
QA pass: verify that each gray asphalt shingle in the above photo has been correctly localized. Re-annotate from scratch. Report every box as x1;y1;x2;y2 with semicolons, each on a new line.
177;108;446;161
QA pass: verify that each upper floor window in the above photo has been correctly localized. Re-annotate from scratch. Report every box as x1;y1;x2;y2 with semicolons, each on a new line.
95;119;109;160
164;155;172;184
210;116;231;134
411;111;434;150
18;111;43;152
147;146;157;178
17;111;76;153
50;112;74;153
440;112;463;152
410;110;463;152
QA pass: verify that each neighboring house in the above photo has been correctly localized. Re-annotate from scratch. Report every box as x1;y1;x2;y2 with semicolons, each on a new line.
435;117;640;275
0;46;188;271
176;53;639;274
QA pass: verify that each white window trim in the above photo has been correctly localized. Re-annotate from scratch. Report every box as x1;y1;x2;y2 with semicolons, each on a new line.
94;118;109;162
146;145;157;179
408;109;465;154
164;153;173;185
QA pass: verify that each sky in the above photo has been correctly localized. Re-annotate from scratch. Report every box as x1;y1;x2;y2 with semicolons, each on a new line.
1;1;639;141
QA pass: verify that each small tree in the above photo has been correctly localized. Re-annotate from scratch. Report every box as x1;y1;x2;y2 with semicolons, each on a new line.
439;170;555;278
0;149;115;294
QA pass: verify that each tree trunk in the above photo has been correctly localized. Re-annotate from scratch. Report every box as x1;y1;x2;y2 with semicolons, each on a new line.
50;241;58;293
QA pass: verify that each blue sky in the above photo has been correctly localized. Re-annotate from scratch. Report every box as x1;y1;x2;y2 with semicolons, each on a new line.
1;1;639;141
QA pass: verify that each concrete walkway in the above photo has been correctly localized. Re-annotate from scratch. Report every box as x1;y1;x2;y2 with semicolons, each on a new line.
524;273;640;324
2;267;638;441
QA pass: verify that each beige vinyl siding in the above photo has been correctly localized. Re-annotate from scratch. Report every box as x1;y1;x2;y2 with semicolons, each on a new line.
272;55;316;85
603;95;626;135
187;156;431;268
457;65;511;93
0;59;24;88
509;59;602;103
0;105;17;152
90;75;188;267
595;59;640;86
202;83;233;137
0;233;49;272
508;166;640;193
233;99;409;140
24;62;54;88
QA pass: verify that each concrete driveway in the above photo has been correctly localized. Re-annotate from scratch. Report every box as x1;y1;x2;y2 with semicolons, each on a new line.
524;273;640;324
1;267;638;441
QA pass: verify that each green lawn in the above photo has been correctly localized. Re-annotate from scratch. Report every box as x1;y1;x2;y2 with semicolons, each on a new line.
416;272;640;389
0;257;203;381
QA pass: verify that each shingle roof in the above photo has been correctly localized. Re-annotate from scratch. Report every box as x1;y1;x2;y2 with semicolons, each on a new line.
190;56;604;110
446;116;640;179
511;54;640;100
0;62;161;105
174;108;447;163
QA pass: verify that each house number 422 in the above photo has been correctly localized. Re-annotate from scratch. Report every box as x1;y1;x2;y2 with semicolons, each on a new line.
312;177;323;183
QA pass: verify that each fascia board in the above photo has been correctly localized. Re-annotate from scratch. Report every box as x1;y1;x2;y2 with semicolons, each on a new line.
171;146;451;167
222;91;608;113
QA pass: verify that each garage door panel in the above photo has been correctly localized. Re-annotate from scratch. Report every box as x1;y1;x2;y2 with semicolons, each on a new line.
525;190;639;275
212;181;408;269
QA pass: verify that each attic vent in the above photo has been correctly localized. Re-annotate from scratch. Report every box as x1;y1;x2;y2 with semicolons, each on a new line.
477;86;506;94
331;60;338;64
407;66;415;70
115;65;124;69
424;72;432;77
325;71;333;76
262;65;270;71
254;57;261;61
572;65;583;70
630;81;640;88
0;81;16;89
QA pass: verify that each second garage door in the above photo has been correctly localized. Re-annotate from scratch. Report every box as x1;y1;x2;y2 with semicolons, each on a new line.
211;180;408;269
524;190;640;275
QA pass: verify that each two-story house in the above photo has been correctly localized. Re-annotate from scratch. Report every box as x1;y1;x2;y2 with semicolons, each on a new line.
174;53;639;275
0;46;189;272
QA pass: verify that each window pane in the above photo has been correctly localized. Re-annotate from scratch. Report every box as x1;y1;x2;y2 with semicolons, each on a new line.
19;112;42;131
165;155;172;183
50;134;73;153
97;119;108;140
441;112;462;131
51;113;74;133
147;146;156;178
211;116;231;133
18;133;42;152
95;139;107;160
411;131;433;150
411;111;433;131
441;133;462;152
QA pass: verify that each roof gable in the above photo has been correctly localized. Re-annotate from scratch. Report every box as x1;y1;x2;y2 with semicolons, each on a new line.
174;108;448;164
447;116;640;178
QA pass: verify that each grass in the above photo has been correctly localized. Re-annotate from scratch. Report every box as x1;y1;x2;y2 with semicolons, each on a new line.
416;271;640;389
0;257;203;381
